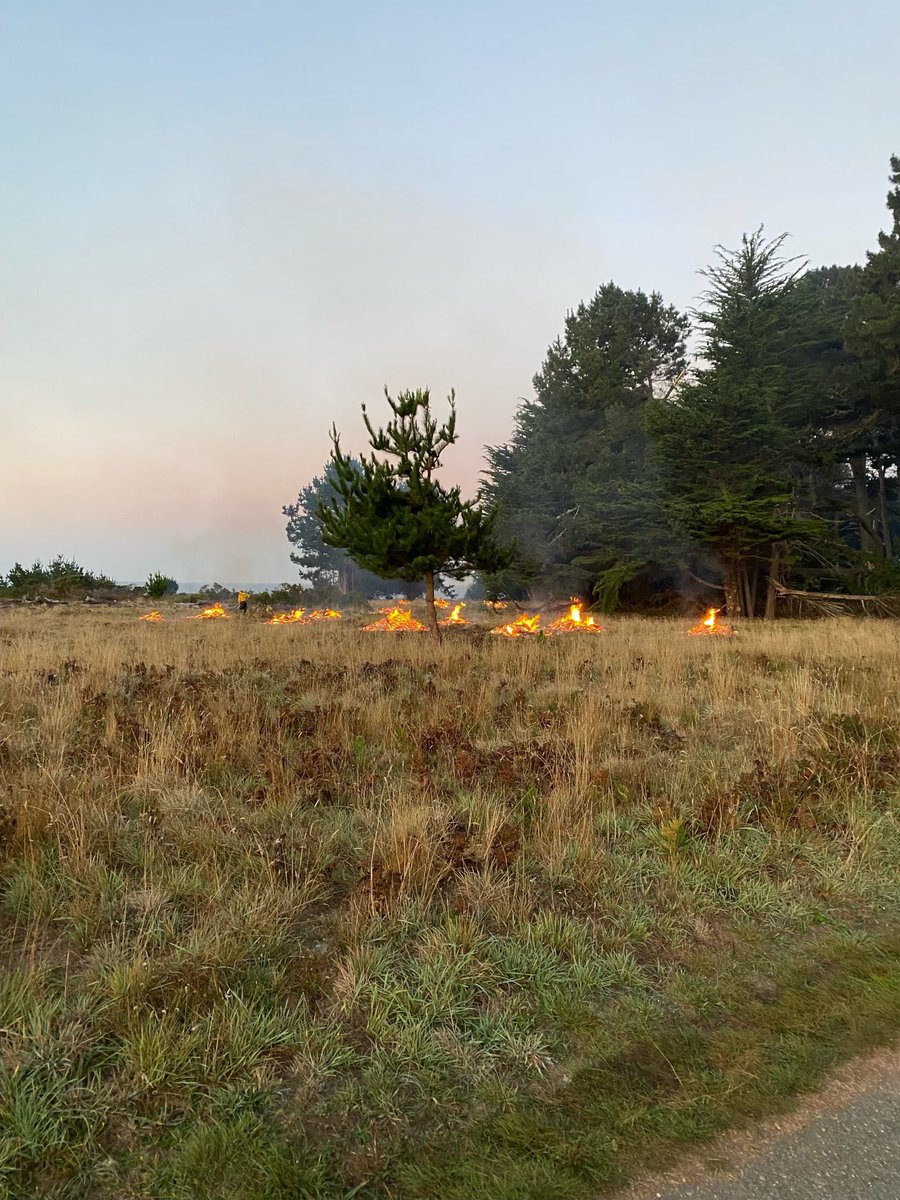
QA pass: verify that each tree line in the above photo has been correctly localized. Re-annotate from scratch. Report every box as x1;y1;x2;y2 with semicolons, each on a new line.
286;156;899;620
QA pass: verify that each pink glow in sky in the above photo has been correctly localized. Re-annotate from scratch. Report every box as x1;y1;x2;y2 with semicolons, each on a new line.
3;2;898;582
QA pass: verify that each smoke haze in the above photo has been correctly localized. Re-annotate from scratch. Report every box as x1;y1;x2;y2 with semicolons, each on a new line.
2;1;898;581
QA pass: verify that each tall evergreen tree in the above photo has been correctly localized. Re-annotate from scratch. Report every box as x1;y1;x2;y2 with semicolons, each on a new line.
650;231;826;618
319;388;511;638
845;155;900;558
483;284;688;605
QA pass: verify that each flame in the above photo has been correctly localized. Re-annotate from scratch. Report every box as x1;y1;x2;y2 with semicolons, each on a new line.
546;600;603;634
192;602;230;620
489;613;541;637
433;599;450;609
306;608;342;621
484;599;508;610
688;607;733;636
440;602;466;626
267;609;308;625
139;611;163;622
364;606;427;632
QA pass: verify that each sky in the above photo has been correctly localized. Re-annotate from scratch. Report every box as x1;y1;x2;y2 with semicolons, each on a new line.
2;0;899;584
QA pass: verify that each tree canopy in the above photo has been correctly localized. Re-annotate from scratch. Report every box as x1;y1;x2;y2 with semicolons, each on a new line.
480;156;900;614
318;388;511;636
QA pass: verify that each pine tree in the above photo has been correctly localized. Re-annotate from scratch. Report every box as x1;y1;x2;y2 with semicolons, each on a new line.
845;155;900;558
482;284;688;605
650;231;826;618
319;388;511;638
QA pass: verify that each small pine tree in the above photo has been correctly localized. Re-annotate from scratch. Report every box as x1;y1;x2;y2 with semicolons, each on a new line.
318;388;512;638
145;572;178;599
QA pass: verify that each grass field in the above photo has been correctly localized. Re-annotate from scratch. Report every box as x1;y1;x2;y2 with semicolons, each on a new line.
2;605;900;1199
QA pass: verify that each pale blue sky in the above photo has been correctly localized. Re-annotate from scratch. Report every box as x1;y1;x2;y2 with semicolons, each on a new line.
2;1;898;581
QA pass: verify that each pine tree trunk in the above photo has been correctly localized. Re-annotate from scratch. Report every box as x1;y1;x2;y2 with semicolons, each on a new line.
764;543;782;620
424;570;441;641
877;464;893;557
723;560;742;620
850;454;879;555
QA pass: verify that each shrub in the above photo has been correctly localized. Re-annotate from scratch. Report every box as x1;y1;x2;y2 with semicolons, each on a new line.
145;572;178;599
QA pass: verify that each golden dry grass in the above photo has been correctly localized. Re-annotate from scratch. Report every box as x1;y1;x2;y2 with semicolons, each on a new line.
2;604;900;1198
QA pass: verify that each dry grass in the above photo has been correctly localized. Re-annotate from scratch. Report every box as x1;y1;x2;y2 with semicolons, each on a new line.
2;605;900;1198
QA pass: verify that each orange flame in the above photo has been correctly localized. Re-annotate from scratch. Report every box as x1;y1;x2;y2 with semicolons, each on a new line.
433;599;450;609
267;609;308;625
441;602;466;626
306;608;342;621
546;601;603;634
489;613;541;637
364;606;427;632
139;611;163;622
688;607;733;636
192;602;230;620
484;599;508;610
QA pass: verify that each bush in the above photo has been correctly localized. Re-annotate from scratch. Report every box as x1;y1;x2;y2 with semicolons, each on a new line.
145;572;178;599
0;556;118;598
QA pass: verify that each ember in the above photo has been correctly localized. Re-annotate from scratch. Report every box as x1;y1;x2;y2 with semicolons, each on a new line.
490;613;541;637
364;606;427;632
688;607;733;636
267;609;308;625
546;601;603;634
441;602;466;626
139;611;163;622
192;603;230;620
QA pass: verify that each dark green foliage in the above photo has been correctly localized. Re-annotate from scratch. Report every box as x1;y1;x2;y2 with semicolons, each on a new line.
0;556;118;597
284;460;408;597
483;285;688;603
319;388;512;635
145;572;178;599
650;230;832;616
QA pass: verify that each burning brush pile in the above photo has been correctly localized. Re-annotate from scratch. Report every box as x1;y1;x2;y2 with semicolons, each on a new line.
191;603;230;620
364;606;427;632
489;602;603;638
688;607;734;636
266;608;342;626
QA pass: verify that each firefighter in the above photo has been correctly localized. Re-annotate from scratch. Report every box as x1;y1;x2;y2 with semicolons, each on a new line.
237;589;250;614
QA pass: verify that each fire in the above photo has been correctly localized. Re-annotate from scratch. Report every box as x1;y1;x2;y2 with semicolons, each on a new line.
688;607;733;636
139;611;163;622
489;613;541;637
306;608;342;621
433;599;450;610
546;601;603;634
484;599;508;610
267;609;308;625
364;606;427;632
192;602;230;620
441;602;466;626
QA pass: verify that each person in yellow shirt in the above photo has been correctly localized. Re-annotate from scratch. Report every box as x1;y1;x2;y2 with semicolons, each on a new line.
237;590;250;614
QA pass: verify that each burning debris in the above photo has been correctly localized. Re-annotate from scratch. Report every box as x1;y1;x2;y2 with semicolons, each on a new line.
364;606;427;632
441;602;466;626
484;600;508;611
192;603;230;620
688;607;733;636
139;611;163;622
546;601;603;634
490;613;541;638
434;599;450;610
306;608;342;621
267;609;309;625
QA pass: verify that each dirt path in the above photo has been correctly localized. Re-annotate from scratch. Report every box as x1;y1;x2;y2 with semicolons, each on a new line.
614;1044;900;1199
